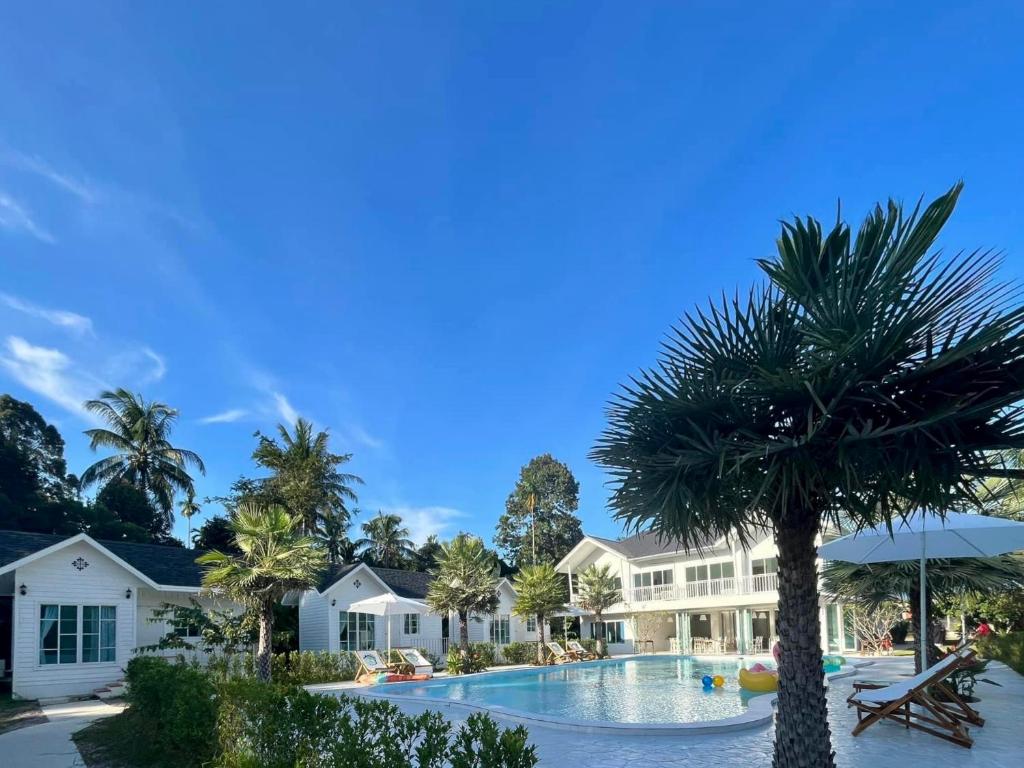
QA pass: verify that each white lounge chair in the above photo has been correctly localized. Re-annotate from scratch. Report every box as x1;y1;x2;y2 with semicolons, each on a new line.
567;640;597;660
352;649;396;679
396;648;434;677
546;641;576;664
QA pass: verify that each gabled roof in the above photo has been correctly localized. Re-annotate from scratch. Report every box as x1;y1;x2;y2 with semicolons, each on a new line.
556;530;724;570
0;530;207;589
318;562;433;599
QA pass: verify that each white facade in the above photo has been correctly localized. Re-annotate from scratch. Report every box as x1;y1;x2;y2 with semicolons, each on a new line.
557;531;857;657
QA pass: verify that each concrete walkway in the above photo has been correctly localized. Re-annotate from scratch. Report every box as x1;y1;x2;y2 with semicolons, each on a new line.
0;699;124;768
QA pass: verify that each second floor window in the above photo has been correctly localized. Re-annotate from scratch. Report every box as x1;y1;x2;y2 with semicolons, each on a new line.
686;562;734;582
752;557;778;575
633;568;673;588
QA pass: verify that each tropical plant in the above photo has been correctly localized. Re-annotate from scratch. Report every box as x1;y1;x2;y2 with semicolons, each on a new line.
845;602;904;655
252;417;362;534
179;492;201;546
576;564;620;657
356;511;416;568
824;556;1024;669
197;503;326;681
318;507;354;565
426;534;500;659
80;389;205;527
590;184;1024;768
512;563;566;665
415;534;444;571
495;454;583;567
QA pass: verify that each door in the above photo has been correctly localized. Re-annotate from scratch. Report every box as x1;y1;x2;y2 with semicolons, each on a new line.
752;611;771;648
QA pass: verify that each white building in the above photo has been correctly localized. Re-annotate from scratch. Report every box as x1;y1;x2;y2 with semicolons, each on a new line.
292;561;540;660
0;530;237;701
555;530;857;657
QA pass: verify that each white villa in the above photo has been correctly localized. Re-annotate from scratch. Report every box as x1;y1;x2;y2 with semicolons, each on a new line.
291;561;540;660
556;529;858;657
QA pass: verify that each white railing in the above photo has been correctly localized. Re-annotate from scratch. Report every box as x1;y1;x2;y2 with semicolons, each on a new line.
684;577;738;598
616;572;780;605
740;573;779;594
623;584;680;603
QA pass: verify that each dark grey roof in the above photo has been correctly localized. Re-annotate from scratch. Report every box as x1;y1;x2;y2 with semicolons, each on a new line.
0;530;207;588
590;531;716;559
318;562;433;598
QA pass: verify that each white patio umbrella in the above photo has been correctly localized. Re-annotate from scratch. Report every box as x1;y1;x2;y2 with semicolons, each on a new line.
818;511;1024;669
348;593;431;661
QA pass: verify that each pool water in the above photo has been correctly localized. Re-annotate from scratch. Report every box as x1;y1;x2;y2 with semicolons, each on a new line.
383;656;762;724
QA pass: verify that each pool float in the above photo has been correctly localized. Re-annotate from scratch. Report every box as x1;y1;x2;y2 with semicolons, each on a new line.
739;667;778;693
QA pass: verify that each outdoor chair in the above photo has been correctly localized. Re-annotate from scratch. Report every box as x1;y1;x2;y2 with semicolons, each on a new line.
353;649;398;679
395;648;435;677
546;641;577;664
567;640;597;660
847;647;984;749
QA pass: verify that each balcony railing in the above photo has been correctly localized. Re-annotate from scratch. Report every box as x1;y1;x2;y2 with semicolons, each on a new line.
614;572;779;605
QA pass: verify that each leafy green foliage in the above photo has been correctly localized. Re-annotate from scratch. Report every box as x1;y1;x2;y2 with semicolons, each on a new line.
427;534;500;652
137;598;258;655
447;645;488;675
0;394;75;501
577;564;620;657
415;534;444;571
512;563;566;664
356;511;416;568
945;657;1001;701
494;454;582;567
976;631;1024;675
501;641;536;665
192;515;240;553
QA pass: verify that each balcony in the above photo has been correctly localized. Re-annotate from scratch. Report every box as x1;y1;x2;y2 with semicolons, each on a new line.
616;572;778;605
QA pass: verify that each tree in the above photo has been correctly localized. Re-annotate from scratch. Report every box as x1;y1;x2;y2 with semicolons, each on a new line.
426;534;500;657
356;511;416;568
97;480;163;533
590;185;1024;768
415;534;444;571
512;563;567;665
318;507;354;565
846;602;904;656
192;515;241;554
823;556;1024;671
197;503;325;681
80;389;205;528
494;454;582;567
252;417;362;534
577;564;620;657
0;394;76;501
178;492;201;547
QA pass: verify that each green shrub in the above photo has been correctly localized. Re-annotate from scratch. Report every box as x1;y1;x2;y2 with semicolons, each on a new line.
578;638;600;657
449;713;537;768
447;646;488;675
125;656;218;765
469;642;497;668
501;642;535;665
418;646;442;671
274;650;357;685
977;632;1024;675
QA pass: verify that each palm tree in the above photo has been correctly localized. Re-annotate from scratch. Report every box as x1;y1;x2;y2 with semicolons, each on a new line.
197;503;325;681
512;563;567;665
590;185;1024;768
577;564;620;658
356;511;415;568
178;492;201;548
823;556;1024;671
81;389;205;527
426;534;500;655
318;507;353;565
252;417;362;534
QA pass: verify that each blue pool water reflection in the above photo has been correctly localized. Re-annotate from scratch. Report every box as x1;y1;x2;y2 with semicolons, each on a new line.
384;656;762;724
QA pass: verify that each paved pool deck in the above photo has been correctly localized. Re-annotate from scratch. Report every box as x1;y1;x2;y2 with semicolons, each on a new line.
317;656;1023;768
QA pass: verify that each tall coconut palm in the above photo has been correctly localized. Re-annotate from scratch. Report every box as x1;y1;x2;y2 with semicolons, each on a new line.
823;555;1024;671
252;417;363;534
591;184;1024;768
178;492;201;548
512;563;566;665
197;503;325;681
356;511;416;568
577;563;621;658
426;534;500;654
81;389;205;527
318;507;354;565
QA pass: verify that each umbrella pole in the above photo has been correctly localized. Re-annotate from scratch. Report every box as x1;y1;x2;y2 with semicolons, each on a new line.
919;533;928;671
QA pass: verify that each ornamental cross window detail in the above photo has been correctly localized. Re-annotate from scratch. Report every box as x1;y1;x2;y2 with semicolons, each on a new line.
353;579;362;589
71;557;90;571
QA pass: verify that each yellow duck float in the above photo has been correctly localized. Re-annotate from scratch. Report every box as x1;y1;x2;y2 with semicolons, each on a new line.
738;666;778;693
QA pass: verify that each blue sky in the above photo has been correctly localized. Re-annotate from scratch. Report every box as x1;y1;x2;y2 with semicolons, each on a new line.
2;2;1024;546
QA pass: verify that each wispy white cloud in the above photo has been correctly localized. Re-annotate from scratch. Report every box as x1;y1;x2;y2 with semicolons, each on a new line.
372;505;465;546
272;392;299;424
0;149;98;204
0;292;94;336
0;191;55;243
199;408;248;425
141;347;166;382
0;336;95;416
346;424;386;451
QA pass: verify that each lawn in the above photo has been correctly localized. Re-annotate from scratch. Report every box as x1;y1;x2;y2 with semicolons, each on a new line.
0;694;46;735
74;711;194;768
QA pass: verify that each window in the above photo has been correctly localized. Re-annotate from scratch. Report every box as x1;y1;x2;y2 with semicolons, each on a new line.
752;557;778;575
526;616;537;633
569;573;580;595
339;612;376;651
83;606;116;663
632;569;672;588
39;604;116;665
489;614;510;645
709;562;734;580
403;613;420;635
590;620;625;644
172;613;202;638
612;577;622;591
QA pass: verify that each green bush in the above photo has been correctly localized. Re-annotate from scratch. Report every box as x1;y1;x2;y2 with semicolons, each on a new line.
578;638;600;657
125;656;218;765
447;646;488;675
418;647;442;671
469;642;497;667
274;650;358;685
977;632;1024;675
501;642;536;665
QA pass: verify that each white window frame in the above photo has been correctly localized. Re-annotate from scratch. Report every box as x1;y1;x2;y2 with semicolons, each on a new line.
526;616;537;633
489;614;511;645
403;613;420;636
339;611;376;651
39;603;117;667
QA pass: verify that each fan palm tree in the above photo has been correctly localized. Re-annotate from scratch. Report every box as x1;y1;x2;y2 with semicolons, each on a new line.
252;417;363;534
197;503;325;681
512;563;567;665
426;534;500;654
577;563;621;658
823;555;1024;671
81;389;205;527
591;184;1024;768
178;492;201;548
356;511;416;568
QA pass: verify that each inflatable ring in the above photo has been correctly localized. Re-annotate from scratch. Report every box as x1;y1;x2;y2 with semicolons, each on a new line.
739;667;778;693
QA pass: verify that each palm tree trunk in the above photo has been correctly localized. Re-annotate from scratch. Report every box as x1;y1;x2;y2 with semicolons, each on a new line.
772;514;834;768
594;613;605;658
257;602;274;682
459;610;470;651
536;613;546;665
908;581;939;674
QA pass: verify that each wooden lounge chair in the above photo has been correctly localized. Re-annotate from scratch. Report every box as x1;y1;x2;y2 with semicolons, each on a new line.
353;649;397;680
567;640;597;660
395;648;435;677
546;641;576;664
847;648;984;748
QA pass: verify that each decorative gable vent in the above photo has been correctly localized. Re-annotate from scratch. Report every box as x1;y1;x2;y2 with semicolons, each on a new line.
352;578;362;589
71;556;90;571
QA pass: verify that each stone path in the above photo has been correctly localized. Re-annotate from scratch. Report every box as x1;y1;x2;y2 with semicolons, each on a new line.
0;699;124;768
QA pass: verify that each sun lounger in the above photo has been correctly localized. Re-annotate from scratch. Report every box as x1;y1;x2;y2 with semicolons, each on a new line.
395;647;435;677
353;649;397;679
567;640;597;660
847;648;984;748
546;641;576;664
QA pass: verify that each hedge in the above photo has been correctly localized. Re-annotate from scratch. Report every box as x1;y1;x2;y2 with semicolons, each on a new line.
977;632;1024;675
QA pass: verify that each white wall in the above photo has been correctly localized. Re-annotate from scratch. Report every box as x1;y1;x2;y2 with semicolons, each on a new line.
298;589;330;651
13;541;145;700
135;588;238;663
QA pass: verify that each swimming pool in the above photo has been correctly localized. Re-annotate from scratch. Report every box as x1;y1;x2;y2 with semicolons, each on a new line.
379;656;767;729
